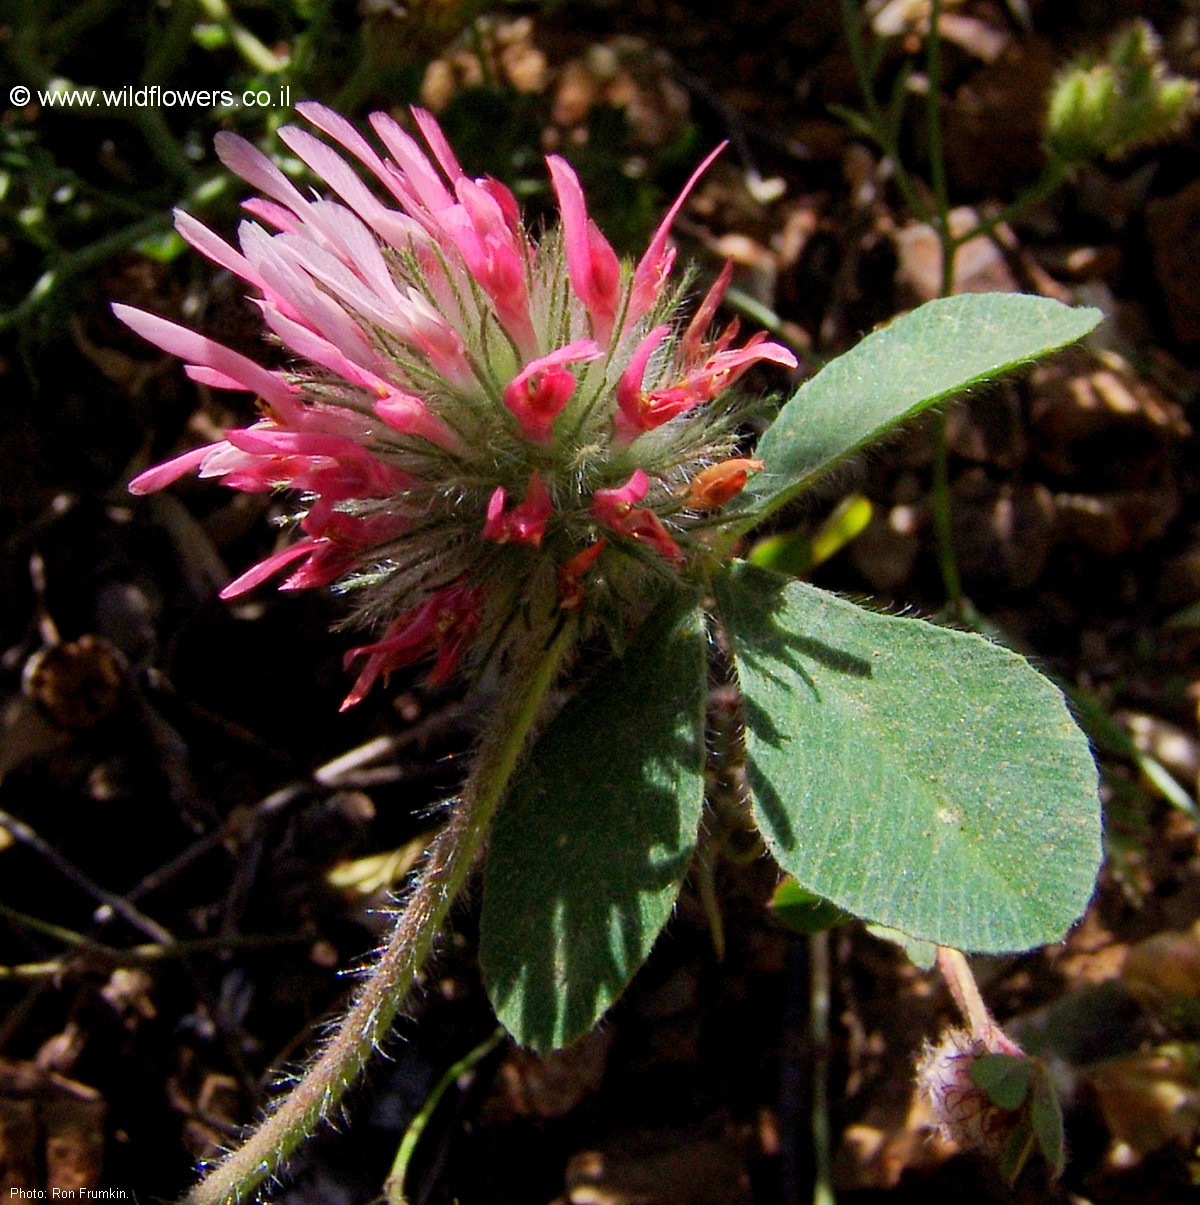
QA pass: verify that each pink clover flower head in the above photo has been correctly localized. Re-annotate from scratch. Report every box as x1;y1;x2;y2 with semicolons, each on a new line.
916;1027;1029;1158
119;104;796;706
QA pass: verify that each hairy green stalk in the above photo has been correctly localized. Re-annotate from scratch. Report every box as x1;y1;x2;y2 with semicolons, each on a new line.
185;620;576;1204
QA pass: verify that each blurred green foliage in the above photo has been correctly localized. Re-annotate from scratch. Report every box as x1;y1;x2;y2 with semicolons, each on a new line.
1;0;692;340
1047;19;1198;165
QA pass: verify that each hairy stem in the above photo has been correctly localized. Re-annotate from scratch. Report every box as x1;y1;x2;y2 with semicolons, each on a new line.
936;946;1021;1055
185;620;576;1204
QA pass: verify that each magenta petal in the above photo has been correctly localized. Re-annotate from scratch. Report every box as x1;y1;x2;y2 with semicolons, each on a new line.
368;112;455;215
519;339;603;376
629;141;727;323
411;106;465;182
278;125;420;248
218;539;318;599
681;260;736;363
215;132;311;219
174;210;262;288
502;338;602;440
592;468;650;519
112;304;298;414
127;444;216;495
374;391;462;452
297;101;393;182
184;365;250;391
240;197;301;232
481;486;508;540
617;325;671;410
479;177;522;238
481;473;552;546
614;324;672;444
546;156;621;343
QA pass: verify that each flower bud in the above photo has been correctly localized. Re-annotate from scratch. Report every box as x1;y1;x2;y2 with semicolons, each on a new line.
1046;20;1198;164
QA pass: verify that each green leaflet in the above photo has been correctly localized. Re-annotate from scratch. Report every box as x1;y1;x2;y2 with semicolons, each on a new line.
729;293;1102;528
715;563;1102;952
480;598;708;1050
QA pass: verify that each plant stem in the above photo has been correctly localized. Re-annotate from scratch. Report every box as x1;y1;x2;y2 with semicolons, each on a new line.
935;946;1021;1054
196;0;288;75
951;159;1070;253
184;620;576;1204
809;929;836;1205
837;0;932;225
836;0;966;614
384;1027;505;1204
925;0;954;299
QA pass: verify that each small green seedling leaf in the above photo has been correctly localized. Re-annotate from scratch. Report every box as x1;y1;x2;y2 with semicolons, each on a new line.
771;877;851;935
715;562;1102;952
1030;1068;1066;1175
480;598;708;1050
749;494;873;577
729;294;1101;529
971;1053;1033;1111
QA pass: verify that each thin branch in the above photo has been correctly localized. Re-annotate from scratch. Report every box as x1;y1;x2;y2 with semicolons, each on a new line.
0;809;174;944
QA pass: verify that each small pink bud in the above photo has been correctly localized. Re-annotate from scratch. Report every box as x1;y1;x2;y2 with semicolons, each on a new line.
503;340;601;443
481;473;553;547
